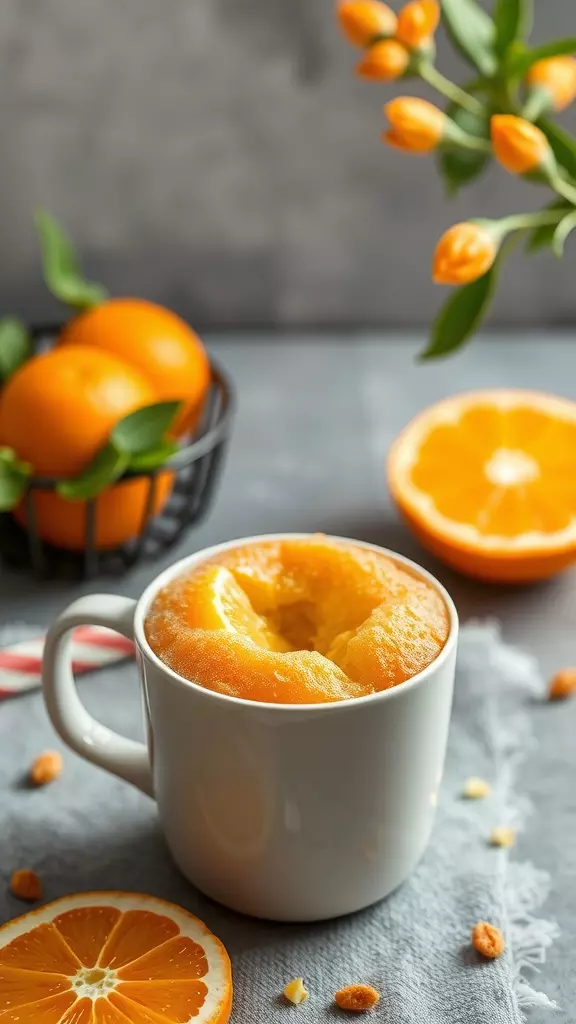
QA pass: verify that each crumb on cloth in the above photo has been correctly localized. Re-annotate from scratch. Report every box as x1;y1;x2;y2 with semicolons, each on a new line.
10;868;42;902
462;776;491;799
30;750;63;786
283;978;309;1005
490;826;516;848
472;920;505;959
548;668;576;701
334;984;380;1012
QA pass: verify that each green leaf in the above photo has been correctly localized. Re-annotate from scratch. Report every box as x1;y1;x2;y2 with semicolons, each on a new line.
438;102;491;195
493;0;532;58
551;209;576;258
420;265;499;359
538;117;576;179
111;401;182;455
0;317;31;381
57;444;128;501
34;208;108;310
0;448;33;511
525;199;571;253
509;38;576;78
128;439;179;471
440;0;497;76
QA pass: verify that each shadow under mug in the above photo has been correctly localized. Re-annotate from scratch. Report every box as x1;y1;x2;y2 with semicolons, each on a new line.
42;534;459;922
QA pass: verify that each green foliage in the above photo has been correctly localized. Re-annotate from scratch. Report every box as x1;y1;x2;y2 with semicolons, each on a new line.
0;318;31;381
538;117;576;179
508;38;576;78
440;0;497;77
0;448;32;512
420;263;500;359
111;401;181;455
525;200;571;253
493;0;532;58
58;400;182;502
438;103;491;195
57;445;129;501
35;208;108;310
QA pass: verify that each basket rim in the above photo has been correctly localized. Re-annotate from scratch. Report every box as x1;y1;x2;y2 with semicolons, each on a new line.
24;324;235;488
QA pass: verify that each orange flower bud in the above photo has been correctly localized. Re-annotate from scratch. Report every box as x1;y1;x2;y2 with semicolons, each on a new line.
433;222;497;286
356;39;409;81
337;1;397;47
384;97;445;152
396;0;440;48
491;115;551;175
526;56;576;113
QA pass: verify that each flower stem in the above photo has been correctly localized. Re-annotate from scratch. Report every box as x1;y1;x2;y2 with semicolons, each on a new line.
499;209;566;234
521;87;551;122
551;174;576;207
418;63;484;115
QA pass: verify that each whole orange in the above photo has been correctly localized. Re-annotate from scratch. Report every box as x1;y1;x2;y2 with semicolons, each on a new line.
59;298;211;435
0;345;172;550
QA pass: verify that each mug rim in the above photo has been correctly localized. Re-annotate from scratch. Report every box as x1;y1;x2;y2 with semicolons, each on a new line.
134;533;459;713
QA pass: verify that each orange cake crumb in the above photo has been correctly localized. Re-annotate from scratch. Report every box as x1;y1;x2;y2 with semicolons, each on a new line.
472;921;505;958
10;868;42;901
334;984;380;1012
29;750;63;786
548;668;576;700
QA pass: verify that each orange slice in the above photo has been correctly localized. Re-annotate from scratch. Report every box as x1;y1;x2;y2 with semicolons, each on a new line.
388;389;576;582
154;564;292;653
0;892;232;1024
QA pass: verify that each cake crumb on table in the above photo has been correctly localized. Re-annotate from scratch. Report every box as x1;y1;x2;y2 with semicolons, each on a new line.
462;776;491;799
490;826;516;848
472;921;505;958
29;750;63;786
548;668;576;701
283;978;309;1005
334;984;380;1012
10;868;42;902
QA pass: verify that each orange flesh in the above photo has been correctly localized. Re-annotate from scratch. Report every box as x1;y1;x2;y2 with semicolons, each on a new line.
410;404;576;535
145;537;449;703
0;905;223;1024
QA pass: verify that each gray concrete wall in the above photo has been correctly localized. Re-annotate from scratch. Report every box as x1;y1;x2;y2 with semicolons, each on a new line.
1;0;575;328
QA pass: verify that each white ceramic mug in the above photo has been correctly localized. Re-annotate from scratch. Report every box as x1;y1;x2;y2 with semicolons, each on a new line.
42;534;458;922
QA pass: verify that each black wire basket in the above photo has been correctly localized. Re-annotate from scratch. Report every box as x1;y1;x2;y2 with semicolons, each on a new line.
0;326;235;580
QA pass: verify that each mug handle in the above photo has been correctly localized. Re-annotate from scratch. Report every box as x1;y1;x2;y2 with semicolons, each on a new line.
42;594;154;798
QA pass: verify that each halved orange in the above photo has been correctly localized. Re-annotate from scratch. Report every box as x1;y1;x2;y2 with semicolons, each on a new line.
0;891;232;1024
388;389;576;583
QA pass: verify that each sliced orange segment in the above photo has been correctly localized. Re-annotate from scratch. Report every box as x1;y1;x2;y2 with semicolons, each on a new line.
0;923;81;974
98;911;179;970
54;906;121;967
117;981;208;1021
0;893;232;1024
388;389;576;582
0;991;76;1022
118;937;208;981
0;967;70;1009
61;997;95;1024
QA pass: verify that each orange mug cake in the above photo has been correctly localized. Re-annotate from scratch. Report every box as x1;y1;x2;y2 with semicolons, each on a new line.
145;535;450;704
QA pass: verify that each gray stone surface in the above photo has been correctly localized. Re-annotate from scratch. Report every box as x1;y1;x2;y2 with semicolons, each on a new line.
2;2;576;327
0;332;575;1018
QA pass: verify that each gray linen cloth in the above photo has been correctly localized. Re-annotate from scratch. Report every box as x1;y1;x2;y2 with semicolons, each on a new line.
0;623;558;1022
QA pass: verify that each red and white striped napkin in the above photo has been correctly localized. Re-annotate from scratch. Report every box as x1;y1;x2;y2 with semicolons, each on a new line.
0;624;134;699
